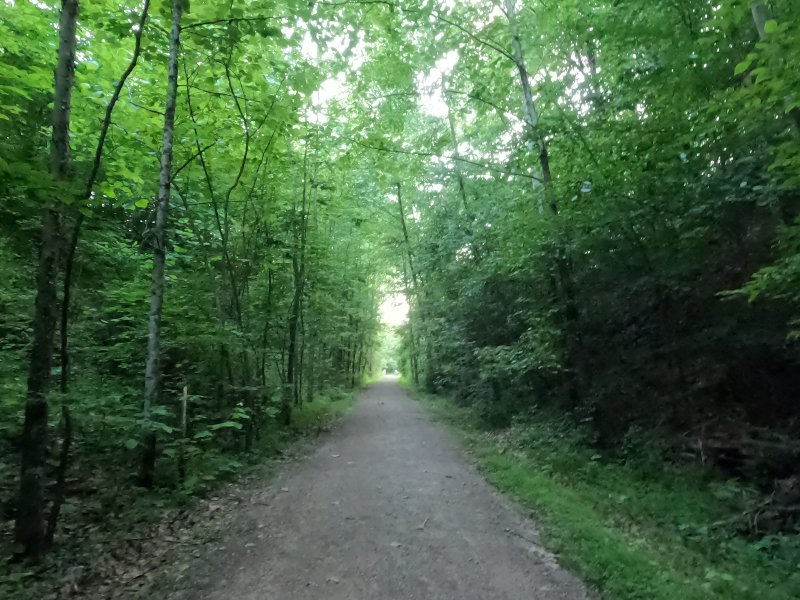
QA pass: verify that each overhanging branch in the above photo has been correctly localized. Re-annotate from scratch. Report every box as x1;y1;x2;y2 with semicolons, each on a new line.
352;139;541;181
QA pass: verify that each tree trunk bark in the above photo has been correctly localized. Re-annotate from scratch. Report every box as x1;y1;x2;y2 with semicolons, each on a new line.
285;273;303;419
504;0;583;403
504;0;556;215
16;212;61;560
139;0;182;488
305;337;316;403
296;311;306;406
14;0;79;562
402;254;420;386
396;182;435;387
60;0;151;394
441;79;471;216
284;143;309;423
751;3;771;39
44;403;71;547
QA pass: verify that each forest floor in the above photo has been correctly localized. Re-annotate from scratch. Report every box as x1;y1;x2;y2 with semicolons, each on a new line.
148;377;589;599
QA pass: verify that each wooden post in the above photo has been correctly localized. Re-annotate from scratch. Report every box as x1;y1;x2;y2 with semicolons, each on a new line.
178;385;188;482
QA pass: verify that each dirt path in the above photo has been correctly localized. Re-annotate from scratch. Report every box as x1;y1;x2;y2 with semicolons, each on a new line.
166;379;588;599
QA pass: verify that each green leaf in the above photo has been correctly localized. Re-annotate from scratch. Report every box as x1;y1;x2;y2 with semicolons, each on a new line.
101;184;116;199
763;19;778;35
260;26;282;38
151;421;175;434
209;420;243;431
134;199;150;208
734;59;751;76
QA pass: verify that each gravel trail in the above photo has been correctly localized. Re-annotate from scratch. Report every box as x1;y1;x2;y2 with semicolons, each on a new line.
168;378;589;599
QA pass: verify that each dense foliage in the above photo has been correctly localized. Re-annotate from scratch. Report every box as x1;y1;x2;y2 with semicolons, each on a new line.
378;1;800;468
0;0;386;568
2;0;800;594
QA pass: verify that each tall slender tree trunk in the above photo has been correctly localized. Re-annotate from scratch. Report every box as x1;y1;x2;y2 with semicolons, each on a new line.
750;2;771;38
258;267;274;387
285;270;304;418
296;311;306;406
396;183;419;289
504;0;583;404
441;78;483;261
396;182;434;387
402;255;420;386
43;0;153;544
305;336;316;403
504;0;556;215
284;143;309;423
60;0;151;394
44;402;71;546
140;0;182;488
15;0;79;561
441;79;471;216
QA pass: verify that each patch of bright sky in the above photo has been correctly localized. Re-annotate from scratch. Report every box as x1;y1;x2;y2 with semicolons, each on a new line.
292;21;460;124
416;182;444;193
279;21;371;125
283;4;513;164
380;293;409;327
414;50;460;118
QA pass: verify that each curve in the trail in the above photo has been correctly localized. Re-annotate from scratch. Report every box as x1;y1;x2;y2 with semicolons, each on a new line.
169;378;589;600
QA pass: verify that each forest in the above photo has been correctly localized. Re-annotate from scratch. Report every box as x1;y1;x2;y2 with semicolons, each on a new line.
1;0;800;598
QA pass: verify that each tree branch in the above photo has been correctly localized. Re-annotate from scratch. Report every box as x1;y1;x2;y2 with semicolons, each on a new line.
182;16;286;30
351;139;542;181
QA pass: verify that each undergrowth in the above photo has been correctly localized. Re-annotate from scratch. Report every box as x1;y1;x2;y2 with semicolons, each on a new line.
413;388;800;600
0;385;359;600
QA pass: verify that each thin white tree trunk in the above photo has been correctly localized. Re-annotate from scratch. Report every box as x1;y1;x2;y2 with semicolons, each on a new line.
504;0;556;215
751;3;771;39
140;0;182;488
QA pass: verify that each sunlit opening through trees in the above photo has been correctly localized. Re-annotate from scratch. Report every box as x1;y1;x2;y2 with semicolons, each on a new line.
379;292;409;328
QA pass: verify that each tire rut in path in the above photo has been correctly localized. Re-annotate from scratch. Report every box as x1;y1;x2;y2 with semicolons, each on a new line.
167;378;589;599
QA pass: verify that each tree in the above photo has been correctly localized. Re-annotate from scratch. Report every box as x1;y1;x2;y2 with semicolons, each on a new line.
14;0;79;562
140;0;183;489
